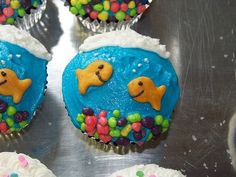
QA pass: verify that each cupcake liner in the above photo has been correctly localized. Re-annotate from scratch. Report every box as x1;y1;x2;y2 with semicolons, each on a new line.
15;0;47;30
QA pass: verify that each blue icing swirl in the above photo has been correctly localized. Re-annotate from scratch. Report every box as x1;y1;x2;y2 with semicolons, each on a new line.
0;41;48;130
63;46;180;131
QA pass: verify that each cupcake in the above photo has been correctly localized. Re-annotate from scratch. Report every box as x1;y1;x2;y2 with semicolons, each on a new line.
0;0;47;30
62;29;180;146
65;0;152;32
0;25;51;134
0;152;56;177
109;164;185;177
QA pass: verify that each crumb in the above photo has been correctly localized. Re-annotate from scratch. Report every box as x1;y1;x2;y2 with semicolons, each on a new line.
192;135;197;141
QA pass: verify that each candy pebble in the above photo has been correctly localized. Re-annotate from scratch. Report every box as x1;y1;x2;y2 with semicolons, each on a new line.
79;8;86;16
70;0;78;6
93;3;103;12
0;15;6;24
18;8;26;17
6;118;14;127
115;11;126;21
0;100;7;113
3;7;14;17
130;9;137;16
98;11;108;21
70;6;79;15
137;5;146;14
121;124;132;137
79;0;88;5
110;2;120;13
76;113;85;123
75;2;82;9
6;17;14;24
97;124;109;135
82;107;94;116
85;116;97;126
117;118;127;126
81;123;86;131
109;129;120;137
10;0;20;9
108;117;117;128
128;1;136;9
133;131;143;140
127;113;141;123
162;119;169;128
99;110;107;118
151;126;161;136
0;122;8;133
132;122;141;132
155;115;163;125
141;117;154;128
120;3;128;12
112;109;120;118
10;173;18;177
103;0;110;11
147;133;153;141
19;121;28;128
7;106;17;116
99;134;112;143
87;129;96;136
14;112;24;122
85;5;92;13
98;116;107;126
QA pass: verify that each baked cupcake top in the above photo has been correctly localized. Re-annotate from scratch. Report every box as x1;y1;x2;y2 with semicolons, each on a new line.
109;164;185;177
0;0;44;25
0;152;56;177
62;29;180;145
0;25;50;134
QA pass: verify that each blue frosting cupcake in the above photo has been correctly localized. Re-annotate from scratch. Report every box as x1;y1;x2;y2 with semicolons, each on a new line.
0;25;51;134
62;29;180;145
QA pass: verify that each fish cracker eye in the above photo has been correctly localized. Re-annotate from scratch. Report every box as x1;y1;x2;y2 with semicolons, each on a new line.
1;71;6;77
138;81;143;86
98;64;104;69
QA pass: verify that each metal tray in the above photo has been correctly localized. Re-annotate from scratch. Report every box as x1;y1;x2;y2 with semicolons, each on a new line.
0;0;235;176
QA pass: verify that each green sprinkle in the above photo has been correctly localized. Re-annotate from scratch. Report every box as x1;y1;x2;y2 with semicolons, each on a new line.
0;113;2;121
136;170;144;177
7;106;16;116
130;9;137;17
18;8;26;17
70;7;79;15
6;118;14;127
109;129;121;137
77;114;85;123
155;115;163;125
108;117;117;128
78;8;86;16
19;121;28;128
162;119;169;128
93;4;103;12
6;17;14;24
162;128;168;133
115;11;126;21
80;123;86;131
9;127;16;132
112;110;120;118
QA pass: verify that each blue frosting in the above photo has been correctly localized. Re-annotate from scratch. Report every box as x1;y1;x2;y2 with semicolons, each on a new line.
0;41;48;129
63;46;180;141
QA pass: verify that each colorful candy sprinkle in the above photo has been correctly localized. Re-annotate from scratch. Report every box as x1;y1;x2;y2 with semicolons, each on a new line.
18;155;28;167
67;0;150;23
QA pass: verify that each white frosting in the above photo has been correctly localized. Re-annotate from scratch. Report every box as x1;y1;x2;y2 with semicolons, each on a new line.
109;164;185;177
79;29;171;59
0;152;56;177
0;25;51;61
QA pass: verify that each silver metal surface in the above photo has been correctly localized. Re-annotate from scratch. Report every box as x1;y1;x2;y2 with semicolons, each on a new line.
0;0;236;176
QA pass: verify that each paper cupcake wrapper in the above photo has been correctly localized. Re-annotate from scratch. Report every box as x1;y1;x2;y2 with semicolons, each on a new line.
15;0;47;30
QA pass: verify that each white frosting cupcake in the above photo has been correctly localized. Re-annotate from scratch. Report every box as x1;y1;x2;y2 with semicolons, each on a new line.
0;152;56;177
109;164;185;177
